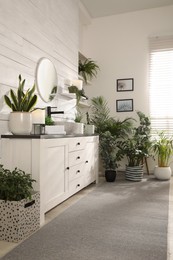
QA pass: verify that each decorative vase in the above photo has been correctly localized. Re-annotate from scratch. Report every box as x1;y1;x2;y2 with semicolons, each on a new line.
9;112;32;135
154;166;172;180
105;170;116;182
125;165;143;182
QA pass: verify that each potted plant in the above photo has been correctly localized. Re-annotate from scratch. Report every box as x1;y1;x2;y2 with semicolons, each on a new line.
0;165;40;242
84;112;95;135
99;131;123;182
4;74;37;135
78;58;100;84
118;111;152;181
151;132;173;180
90;96;133;179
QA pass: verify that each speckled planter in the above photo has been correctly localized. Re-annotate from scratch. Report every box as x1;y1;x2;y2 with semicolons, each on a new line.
0;192;40;242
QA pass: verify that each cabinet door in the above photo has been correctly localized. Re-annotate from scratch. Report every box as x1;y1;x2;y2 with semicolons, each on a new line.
40;140;68;213
83;142;96;186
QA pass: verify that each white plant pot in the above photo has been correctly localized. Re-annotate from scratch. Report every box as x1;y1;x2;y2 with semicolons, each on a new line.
72;122;84;135
9;112;32;135
84;124;95;135
154;166;172;180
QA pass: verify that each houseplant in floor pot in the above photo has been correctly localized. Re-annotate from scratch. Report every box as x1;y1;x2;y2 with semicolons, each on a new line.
0;165;40;242
118;111;152;181
151;132;173;180
99;131;122;182
4;74;37;135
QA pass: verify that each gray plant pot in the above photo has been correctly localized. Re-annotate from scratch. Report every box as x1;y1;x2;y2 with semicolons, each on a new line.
0;192;40;242
125;166;143;182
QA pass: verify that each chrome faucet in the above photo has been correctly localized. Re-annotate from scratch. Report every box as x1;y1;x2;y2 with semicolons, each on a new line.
46;106;64;117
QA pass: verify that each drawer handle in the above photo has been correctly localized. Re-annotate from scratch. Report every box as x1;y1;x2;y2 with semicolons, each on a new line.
77;156;80;160
77;142;80;145
85;160;89;163
76;170;80;174
77;184;80;187
67;167;70;170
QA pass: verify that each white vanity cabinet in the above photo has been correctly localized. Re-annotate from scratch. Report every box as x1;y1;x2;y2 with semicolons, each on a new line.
1;135;99;225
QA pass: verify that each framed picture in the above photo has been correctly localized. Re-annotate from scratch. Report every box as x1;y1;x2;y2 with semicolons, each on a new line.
116;99;133;112
116;78;134;92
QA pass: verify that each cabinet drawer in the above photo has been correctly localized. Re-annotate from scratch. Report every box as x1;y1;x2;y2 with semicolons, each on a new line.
69;177;83;196
69;150;85;166
69;163;84;182
68;138;86;152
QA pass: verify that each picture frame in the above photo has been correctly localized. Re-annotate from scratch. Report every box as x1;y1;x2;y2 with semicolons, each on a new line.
116;99;133;112
116;78;134;92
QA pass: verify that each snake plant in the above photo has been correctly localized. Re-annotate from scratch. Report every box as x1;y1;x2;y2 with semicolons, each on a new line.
4;74;37;112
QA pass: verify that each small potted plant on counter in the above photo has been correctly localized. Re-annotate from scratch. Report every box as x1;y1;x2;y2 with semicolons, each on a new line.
84;112;95;135
151;131;173;180
0;165;40;242
4;74;37;135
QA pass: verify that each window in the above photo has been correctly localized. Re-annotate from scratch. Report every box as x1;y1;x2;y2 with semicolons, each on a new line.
149;35;173;135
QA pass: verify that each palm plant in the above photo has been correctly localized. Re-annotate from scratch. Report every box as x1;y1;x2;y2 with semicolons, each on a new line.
78;58;99;84
152;132;173;167
4;74;37;112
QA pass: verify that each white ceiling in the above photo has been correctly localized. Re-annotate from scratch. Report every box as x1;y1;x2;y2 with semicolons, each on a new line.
80;0;173;18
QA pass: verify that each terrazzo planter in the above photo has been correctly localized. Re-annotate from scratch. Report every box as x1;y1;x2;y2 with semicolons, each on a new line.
0;192;40;242
125;165;143;182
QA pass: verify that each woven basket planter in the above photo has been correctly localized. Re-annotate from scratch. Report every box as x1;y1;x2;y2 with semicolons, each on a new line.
0;192;40;242
125;166;143;182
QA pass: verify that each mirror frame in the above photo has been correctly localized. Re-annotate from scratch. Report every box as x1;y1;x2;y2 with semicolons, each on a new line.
35;57;58;103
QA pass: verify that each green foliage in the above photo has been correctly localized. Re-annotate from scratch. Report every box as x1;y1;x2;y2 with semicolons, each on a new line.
68;85;82;106
100;131;123;170
0;165;36;201
90;96;133;170
45;116;55;125
90;96;111;134
152;132;173;167
118;111;152;166
78;58;99;84
4;74;37;112
75;110;83;123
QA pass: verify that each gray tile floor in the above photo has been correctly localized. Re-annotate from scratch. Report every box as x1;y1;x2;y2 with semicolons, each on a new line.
0;177;172;259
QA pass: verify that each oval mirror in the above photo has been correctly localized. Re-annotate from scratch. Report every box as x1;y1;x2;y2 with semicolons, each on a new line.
36;58;58;103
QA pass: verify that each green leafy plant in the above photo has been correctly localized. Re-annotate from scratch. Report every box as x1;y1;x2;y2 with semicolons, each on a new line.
45;116;55;125
68;85;82;106
90;96;133;170
100;131;123;170
0;165;36;201
78;58;99;84
4;74;37;112
75;111;83;123
118;111;152;166
151;132;173;167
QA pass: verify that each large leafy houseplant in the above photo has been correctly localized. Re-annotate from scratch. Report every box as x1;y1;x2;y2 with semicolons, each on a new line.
4;74;37;112
118;111;151;167
0;165;36;202
90;96;133;181
118;111;151;181
78;58;99;84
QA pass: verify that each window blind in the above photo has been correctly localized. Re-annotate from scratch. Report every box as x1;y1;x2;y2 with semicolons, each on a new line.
149;35;173;135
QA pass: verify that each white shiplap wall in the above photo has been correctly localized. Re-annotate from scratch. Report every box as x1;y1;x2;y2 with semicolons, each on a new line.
0;0;79;155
